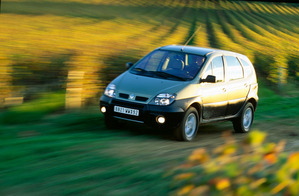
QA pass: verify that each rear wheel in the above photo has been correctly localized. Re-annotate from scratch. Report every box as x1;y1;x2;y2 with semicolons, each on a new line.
175;107;199;141
233;102;254;133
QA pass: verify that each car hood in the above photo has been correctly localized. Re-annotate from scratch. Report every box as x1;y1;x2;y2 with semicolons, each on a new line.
112;72;188;103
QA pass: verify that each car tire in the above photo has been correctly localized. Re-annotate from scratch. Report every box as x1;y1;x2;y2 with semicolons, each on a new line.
175;107;199;141
233;102;254;133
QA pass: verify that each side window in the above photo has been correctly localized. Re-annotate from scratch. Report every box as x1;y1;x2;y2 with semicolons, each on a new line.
212;56;224;82
225;56;243;81
202;63;212;79
240;59;252;78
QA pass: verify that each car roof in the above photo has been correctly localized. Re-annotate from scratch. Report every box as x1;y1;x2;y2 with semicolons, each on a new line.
158;45;245;58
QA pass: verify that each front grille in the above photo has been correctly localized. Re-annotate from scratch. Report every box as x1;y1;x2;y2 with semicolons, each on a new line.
119;93;129;99
112;99;145;109
135;96;148;102
118;93;148;102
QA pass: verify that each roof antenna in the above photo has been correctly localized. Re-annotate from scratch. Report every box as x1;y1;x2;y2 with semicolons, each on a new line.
181;25;201;51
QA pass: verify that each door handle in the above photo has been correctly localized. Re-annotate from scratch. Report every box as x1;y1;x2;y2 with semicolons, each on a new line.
244;83;248;88
222;88;226;92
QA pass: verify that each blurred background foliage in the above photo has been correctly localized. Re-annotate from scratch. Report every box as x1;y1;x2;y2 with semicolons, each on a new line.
0;0;298;108
172;130;299;196
0;0;298;195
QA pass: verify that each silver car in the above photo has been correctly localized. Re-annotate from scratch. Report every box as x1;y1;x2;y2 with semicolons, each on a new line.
100;45;258;141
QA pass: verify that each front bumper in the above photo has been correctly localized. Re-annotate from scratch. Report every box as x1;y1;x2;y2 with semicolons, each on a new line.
100;95;187;128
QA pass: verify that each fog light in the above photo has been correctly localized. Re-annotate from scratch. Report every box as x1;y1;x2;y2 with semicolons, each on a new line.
157;116;166;124
101;106;106;113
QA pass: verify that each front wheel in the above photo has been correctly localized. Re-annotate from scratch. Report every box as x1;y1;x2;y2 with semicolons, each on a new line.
174;107;199;141
233;102;254;133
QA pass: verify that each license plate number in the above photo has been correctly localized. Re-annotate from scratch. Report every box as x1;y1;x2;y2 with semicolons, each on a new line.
114;106;139;116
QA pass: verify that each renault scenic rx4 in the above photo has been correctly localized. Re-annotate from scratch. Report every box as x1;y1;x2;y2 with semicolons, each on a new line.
100;45;258;141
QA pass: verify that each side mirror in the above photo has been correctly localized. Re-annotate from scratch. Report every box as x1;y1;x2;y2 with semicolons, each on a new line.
200;75;216;83
126;62;134;69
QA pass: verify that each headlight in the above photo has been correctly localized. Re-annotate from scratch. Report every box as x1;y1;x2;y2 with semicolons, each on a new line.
104;84;116;98
150;93;176;106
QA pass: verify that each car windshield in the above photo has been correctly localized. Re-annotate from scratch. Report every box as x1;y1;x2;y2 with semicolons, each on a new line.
130;50;205;81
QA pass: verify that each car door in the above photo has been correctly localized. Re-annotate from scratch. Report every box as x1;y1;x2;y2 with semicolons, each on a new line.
200;56;227;119
224;56;250;116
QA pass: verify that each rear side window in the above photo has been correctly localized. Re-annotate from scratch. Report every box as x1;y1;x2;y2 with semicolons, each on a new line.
225;56;243;81
240;59;252;78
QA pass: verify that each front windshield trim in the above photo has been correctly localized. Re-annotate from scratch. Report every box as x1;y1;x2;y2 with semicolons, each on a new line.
129;49;206;81
153;71;187;81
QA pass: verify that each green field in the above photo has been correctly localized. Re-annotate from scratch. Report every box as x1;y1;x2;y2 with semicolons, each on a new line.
0;89;298;195
0;0;299;195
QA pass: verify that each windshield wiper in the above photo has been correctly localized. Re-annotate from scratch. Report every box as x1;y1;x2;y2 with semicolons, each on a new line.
153;71;186;81
133;68;148;72
132;67;156;77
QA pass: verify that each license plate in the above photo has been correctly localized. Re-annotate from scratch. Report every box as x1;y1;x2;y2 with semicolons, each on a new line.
114;106;139;116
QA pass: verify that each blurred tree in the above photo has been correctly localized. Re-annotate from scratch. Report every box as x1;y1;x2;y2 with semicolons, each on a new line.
0;56;13;107
66;51;103;108
268;54;288;88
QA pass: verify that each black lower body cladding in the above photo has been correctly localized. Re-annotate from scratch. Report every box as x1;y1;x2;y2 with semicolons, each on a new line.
100;95;195;129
